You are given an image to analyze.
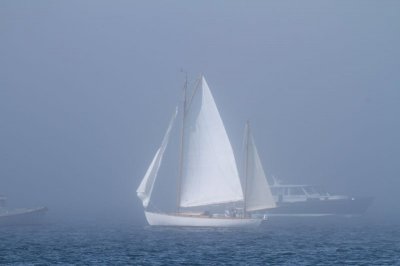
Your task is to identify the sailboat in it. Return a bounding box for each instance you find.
[136,76,275,227]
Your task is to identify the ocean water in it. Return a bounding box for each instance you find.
[0,218,399,265]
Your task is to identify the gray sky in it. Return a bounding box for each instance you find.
[1,1,399,222]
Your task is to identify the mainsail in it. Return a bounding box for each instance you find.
[179,77,244,208]
[136,108,177,208]
[244,122,276,212]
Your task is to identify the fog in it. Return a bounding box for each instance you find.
[1,1,399,224]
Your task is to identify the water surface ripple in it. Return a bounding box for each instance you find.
[0,219,399,265]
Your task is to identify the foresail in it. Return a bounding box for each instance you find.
[137,108,177,208]
[180,77,244,208]
[244,123,276,212]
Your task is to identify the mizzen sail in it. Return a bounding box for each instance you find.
[244,122,276,212]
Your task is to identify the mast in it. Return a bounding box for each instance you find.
[243,120,250,217]
[177,73,188,212]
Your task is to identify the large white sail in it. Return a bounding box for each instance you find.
[179,77,244,208]
[244,123,276,212]
[136,108,177,208]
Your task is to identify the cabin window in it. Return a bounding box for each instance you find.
[304,186,318,195]
[289,187,305,195]
[283,187,290,196]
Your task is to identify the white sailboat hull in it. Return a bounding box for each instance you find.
[145,211,262,227]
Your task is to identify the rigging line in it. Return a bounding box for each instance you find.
[185,74,202,114]
[148,202,163,213]
[177,74,188,212]
[243,121,250,218]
